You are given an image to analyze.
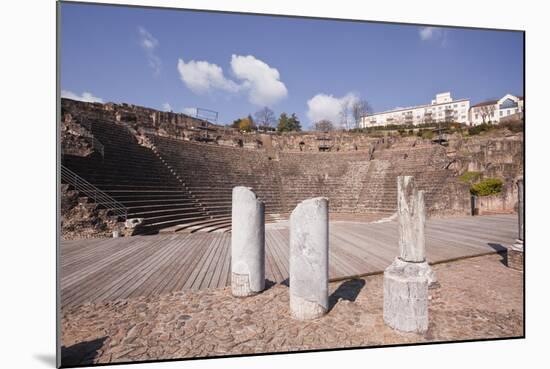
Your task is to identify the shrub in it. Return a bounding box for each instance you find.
[468,123,492,136]
[459,171,482,184]
[421,130,434,140]
[470,178,503,196]
[498,119,524,133]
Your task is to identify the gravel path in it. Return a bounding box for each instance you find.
[61,253,523,366]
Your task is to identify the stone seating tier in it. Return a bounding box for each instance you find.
[62,116,466,233]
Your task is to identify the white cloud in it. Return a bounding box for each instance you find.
[419,27,437,40]
[138,26,161,75]
[176,54,288,106]
[419,27,448,46]
[162,102,172,112]
[61,90,104,103]
[306,93,358,125]
[230,54,288,106]
[177,58,240,95]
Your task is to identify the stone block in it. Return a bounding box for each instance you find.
[507,241,524,272]
[383,257,430,333]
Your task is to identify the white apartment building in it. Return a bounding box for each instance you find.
[360,92,470,128]
[469,94,524,125]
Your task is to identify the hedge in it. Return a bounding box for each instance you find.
[470,178,503,196]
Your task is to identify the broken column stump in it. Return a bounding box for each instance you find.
[507,177,524,271]
[289,197,329,320]
[384,176,433,333]
[231,186,265,297]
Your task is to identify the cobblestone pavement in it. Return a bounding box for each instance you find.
[61,253,523,366]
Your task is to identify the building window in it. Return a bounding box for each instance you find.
[500,111,503,116]
[499,98,518,110]
[491,112,494,117]
[475,114,479,119]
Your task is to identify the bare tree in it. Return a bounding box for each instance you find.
[254,107,276,129]
[339,101,352,130]
[478,104,496,124]
[351,99,372,129]
[314,119,334,132]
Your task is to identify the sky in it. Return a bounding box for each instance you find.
[60,2,524,129]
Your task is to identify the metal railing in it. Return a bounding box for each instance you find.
[61,165,127,220]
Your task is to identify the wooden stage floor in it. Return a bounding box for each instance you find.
[60,214,517,309]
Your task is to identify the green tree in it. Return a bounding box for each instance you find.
[288,113,302,132]
[277,112,290,132]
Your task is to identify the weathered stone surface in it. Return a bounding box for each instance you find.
[231,186,265,296]
[383,258,429,333]
[397,176,426,263]
[384,176,434,332]
[517,178,524,242]
[289,197,329,320]
[125,218,144,229]
[507,178,523,271]
[507,247,523,271]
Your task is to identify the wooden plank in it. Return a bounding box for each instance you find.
[62,235,172,307]
[60,214,517,308]
[170,233,216,291]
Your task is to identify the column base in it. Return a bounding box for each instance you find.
[231,273,260,297]
[383,258,430,333]
[507,240,524,272]
[290,294,327,320]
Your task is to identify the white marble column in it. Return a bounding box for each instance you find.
[289,197,329,320]
[397,175,426,262]
[384,176,432,333]
[231,186,265,297]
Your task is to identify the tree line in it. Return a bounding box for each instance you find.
[230,107,302,133]
[229,99,372,133]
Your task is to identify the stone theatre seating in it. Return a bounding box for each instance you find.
[63,116,465,233]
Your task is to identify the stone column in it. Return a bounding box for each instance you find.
[397,176,426,262]
[289,197,329,320]
[508,178,524,271]
[517,178,524,242]
[383,176,433,333]
[231,186,265,297]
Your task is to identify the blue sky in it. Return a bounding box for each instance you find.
[60,2,524,129]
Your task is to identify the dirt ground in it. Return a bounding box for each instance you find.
[61,252,523,366]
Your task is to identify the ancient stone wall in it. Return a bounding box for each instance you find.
[60,99,522,220]
[447,132,523,214]
[61,184,124,240]
[477,182,518,215]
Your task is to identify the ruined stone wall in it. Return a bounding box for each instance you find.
[60,99,522,219]
[61,113,94,157]
[448,133,523,180]
[446,132,523,214]
[61,99,394,153]
[477,182,518,215]
[61,184,124,240]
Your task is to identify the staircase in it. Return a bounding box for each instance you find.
[62,117,210,234]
